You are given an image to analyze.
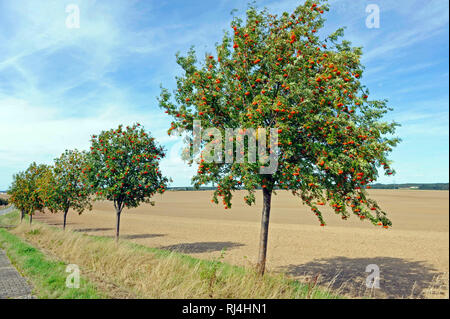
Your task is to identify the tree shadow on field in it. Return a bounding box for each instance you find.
[280,257,446,298]
[121,234,166,240]
[159,241,244,254]
[40,219,76,226]
[74,228,114,233]
[100,233,166,240]
[45,222,78,228]
[45,222,67,226]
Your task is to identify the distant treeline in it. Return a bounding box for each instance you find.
[3,183,448,193]
[168,183,449,191]
[0,197,8,206]
[368,183,449,190]
[168,187,216,191]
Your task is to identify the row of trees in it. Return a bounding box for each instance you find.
[8,0,399,276]
[8,124,169,240]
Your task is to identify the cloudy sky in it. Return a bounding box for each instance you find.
[0,0,448,189]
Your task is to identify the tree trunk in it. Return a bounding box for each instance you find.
[115,208,122,242]
[20,209,24,223]
[257,187,272,275]
[114,200,123,242]
[63,209,69,231]
[29,213,33,225]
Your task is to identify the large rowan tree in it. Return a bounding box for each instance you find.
[159,0,400,275]
[38,150,92,230]
[84,124,169,241]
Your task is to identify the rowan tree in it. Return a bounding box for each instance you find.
[84,123,169,241]
[159,0,400,274]
[7,171,28,222]
[37,150,92,230]
[8,163,50,224]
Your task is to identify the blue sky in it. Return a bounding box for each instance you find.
[0,0,448,189]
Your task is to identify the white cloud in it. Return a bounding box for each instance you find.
[362,0,448,62]
[0,0,448,189]
[0,0,199,189]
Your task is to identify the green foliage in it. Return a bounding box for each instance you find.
[0,197,8,206]
[38,149,92,215]
[7,171,28,212]
[159,0,399,227]
[8,163,50,216]
[27,228,41,235]
[84,123,170,211]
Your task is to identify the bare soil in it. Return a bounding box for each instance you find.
[34,189,449,298]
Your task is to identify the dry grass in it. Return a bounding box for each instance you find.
[32,189,449,299]
[422,272,449,299]
[11,222,338,299]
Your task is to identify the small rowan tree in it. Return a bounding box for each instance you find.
[8,163,50,224]
[25,163,50,224]
[84,124,169,241]
[38,150,92,230]
[7,171,28,222]
[159,0,400,275]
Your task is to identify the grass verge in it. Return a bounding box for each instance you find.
[0,207,20,226]
[1,210,340,299]
[0,227,106,298]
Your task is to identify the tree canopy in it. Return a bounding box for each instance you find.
[159,0,400,274]
[37,149,92,229]
[8,162,50,223]
[84,123,170,240]
[7,171,28,216]
[159,0,399,227]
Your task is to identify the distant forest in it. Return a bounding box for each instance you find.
[2,183,448,194]
[167,183,449,191]
[368,183,449,190]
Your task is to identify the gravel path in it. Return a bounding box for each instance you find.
[0,249,34,299]
[0,205,33,299]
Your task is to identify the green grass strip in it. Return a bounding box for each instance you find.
[0,227,106,299]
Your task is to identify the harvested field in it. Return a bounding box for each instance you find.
[34,189,449,298]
